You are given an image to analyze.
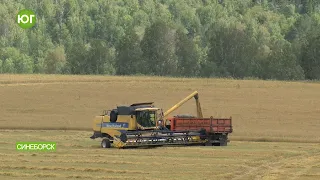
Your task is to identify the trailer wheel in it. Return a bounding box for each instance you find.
[219,135,228,146]
[220,140,227,146]
[213,142,220,146]
[101,138,111,148]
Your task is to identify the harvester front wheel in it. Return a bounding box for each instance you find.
[101,138,111,148]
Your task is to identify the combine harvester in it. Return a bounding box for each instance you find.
[90,91,233,148]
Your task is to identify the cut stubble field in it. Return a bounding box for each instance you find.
[0,74,320,179]
[0,130,319,180]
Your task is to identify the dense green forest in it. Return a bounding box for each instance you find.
[1,0,320,80]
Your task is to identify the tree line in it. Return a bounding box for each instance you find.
[1,0,320,80]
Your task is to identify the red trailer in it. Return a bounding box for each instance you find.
[166,115,233,146]
[162,91,234,146]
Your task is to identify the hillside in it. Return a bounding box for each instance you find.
[1,0,320,80]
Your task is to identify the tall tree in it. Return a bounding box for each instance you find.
[44,45,66,74]
[301,28,320,79]
[116,29,143,75]
[263,39,305,80]
[66,41,90,74]
[140,20,178,76]
[175,29,200,77]
[207,23,258,78]
[88,39,115,74]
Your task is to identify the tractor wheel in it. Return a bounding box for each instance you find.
[101,138,111,148]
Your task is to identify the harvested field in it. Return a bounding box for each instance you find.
[0,130,319,180]
[0,74,320,179]
[0,74,319,142]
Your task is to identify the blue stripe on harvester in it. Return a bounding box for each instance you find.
[98,122,129,128]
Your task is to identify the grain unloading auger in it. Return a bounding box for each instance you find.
[90,91,232,148]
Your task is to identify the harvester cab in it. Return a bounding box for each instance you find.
[135,107,166,130]
[92,102,163,132]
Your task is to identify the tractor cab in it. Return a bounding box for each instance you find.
[134,107,164,129]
